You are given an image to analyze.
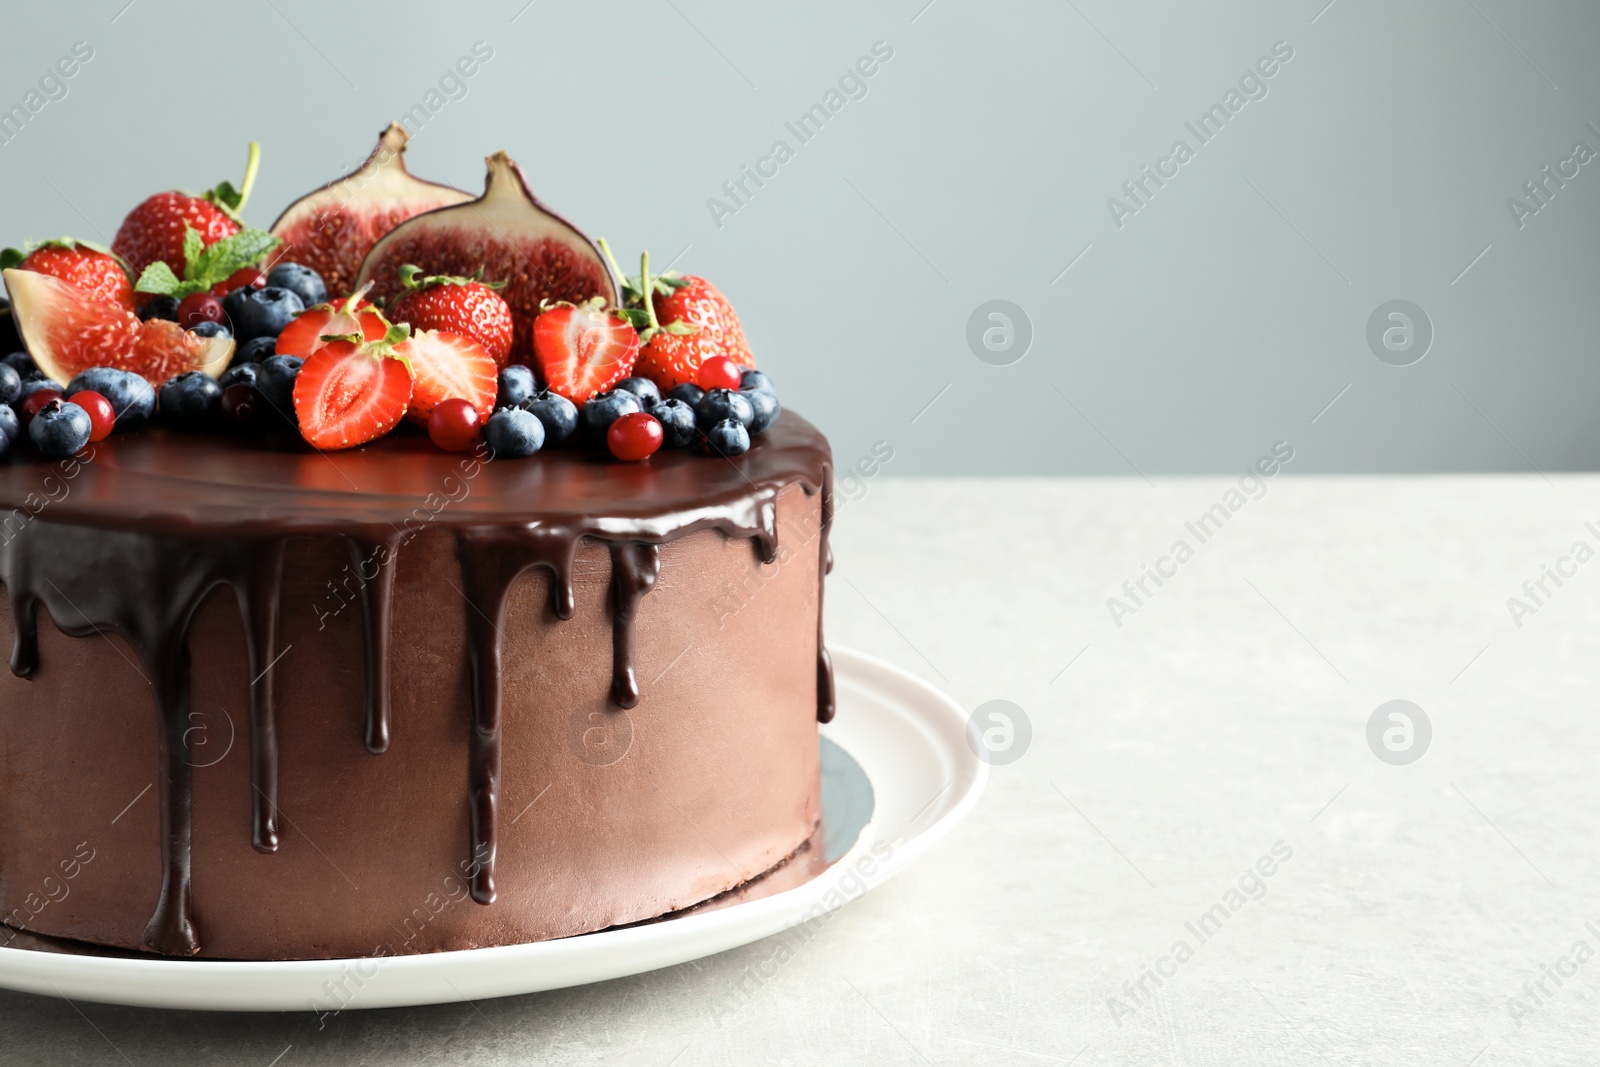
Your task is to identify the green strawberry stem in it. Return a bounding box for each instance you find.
[639,250,662,334]
[237,141,261,215]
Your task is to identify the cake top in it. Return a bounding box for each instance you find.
[0,124,784,469]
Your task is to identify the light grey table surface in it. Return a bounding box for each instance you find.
[5,475,1599,1066]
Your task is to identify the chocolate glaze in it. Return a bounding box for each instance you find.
[0,412,831,954]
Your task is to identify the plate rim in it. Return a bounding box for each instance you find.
[0,645,985,1011]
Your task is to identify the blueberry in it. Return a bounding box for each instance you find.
[580,390,642,443]
[496,365,537,410]
[0,363,19,406]
[231,287,304,344]
[741,387,780,434]
[264,263,327,309]
[232,336,277,368]
[221,285,256,330]
[137,295,181,323]
[28,399,92,459]
[0,425,8,459]
[219,363,260,390]
[0,402,18,446]
[65,368,155,430]
[16,378,61,406]
[694,389,753,432]
[520,389,578,445]
[739,369,773,394]
[255,355,303,420]
[614,376,661,409]
[653,398,697,448]
[188,321,231,340]
[483,407,545,458]
[3,352,40,380]
[705,418,750,457]
[665,383,704,408]
[159,371,223,428]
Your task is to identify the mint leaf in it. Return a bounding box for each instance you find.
[181,225,204,276]
[187,229,281,289]
[134,261,184,296]
[209,180,244,214]
[0,248,24,271]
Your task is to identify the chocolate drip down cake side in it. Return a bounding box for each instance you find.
[0,125,833,960]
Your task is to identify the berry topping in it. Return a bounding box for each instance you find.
[229,286,305,344]
[483,406,545,459]
[70,389,116,442]
[386,264,515,367]
[19,387,63,430]
[177,292,225,328]
[272,288,389,358]
[396,329,497,425]
[496,365,537,410]
[742,387,780,434]
[580,389,643,444]
[217,267,267,296]
[694,388,754,431]
[0,363,19,407]
[255,355,303,422]
[428,397,482,452]
[3,352,40,379]
[264,262,327,309]
[0,240,134,313]
[188,321,231,340]
[0,404,18,448]
[159,371,223,428]
[705,418,750,457]
[291,325,414,450]
[521,389,578,446]
[614,376,662,409]
[113,142,261,279]
[695,355,742,392]
[740,369,772,393]
[652,397,697,449]
[531,299,640,405]
[28,399,92,458]
[219,363,259,390]
[66,368,156,430]
[664,382,704,408]
[220,383,263,428]
[137,295,181,323]
[232,336,277,367]
[607,411,663,461]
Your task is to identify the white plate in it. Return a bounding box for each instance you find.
[0,646,985,1012]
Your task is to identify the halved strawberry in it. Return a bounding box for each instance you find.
[530,299,639,405]
[397,329,497,425]
[292,326,414,450]
[275,289,389,358]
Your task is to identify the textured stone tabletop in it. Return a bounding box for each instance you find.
[6,475,1600,1065]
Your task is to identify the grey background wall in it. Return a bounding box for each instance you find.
[0,0,1594,475]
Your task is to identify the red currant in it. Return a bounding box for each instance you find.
[607,411,663,461]
[177,292,225,329]
[68,390,116,442]
[696,356,742,392]
[429,398,481,452]
[19,388,62,429]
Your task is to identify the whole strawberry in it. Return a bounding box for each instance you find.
[598,240,754,391]
[0,239,134,312]
[113,142,261,279]
[385,264,514,367]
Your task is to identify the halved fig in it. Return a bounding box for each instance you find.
[355,152,618,366]
[4,268,232,386]
[270,123,472,301]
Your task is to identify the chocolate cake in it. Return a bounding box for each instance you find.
[0,415,832,959]
[0,128,834,961]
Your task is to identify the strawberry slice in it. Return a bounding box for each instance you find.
[530,300,639,405]
[275,289,389,358]
[292,326,414,450]
[397,329,497,425]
